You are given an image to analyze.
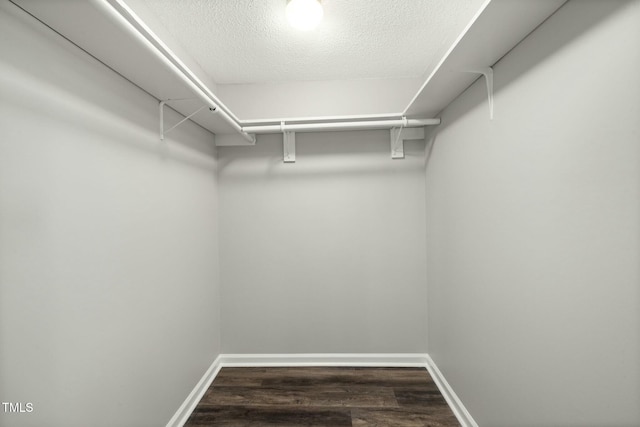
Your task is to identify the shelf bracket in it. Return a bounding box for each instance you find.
[464,67,494,119]
[283,122,295,163]
[391,127,404,159]
[159,100,208,140]
[390,120,424,159]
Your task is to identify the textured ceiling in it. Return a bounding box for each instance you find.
[139,0,487,84]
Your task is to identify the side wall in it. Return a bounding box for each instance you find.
[425,1,640,426]
[0,4,222,427]
[219,132,427,354]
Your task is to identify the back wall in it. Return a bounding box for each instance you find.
[218,131,427,354]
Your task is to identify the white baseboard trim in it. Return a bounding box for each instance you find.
[167,353,477,427]
[425,354,479,427]
[165,355,222,427]
[219,353,430,367]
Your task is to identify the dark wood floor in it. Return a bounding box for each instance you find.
[185,367,461,426]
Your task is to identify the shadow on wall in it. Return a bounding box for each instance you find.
[1,49,216,173]
[433,0,633,129]
[0,15,215,171]
[217,131,427,180]
[423,125,438,171]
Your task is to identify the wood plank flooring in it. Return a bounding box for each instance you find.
[185,367,461,426]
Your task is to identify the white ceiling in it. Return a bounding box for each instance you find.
[139,0,488,84]
[10,0,566,136]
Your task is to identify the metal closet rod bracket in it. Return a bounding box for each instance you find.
[280,121,295,163]
[391,117,427,160]
[464,67,494,120]
[251,116,441,163]
[159,99,216,140]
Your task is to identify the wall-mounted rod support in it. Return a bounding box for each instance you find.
[159,100,165,140]
[99,0,255,144]
[390,127,425,160]
[464,67,494,119]
[283,131,296,163]
[159,101,206,140]
[243,118,439,134]
[391,127,405,159]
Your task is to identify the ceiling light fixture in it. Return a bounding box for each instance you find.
[286,0,323,31]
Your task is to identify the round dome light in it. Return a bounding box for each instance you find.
[286,0,323,31]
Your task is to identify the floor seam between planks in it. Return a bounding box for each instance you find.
[185,367,461,426]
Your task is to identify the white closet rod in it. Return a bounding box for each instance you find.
[95,0,441,140]
[97,0,256,144]
[243,118,440,134]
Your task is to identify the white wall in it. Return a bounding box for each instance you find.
[425,1,640,426]
[218,132,428,353]
[216,78,421,120]
[0,3,221,427]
